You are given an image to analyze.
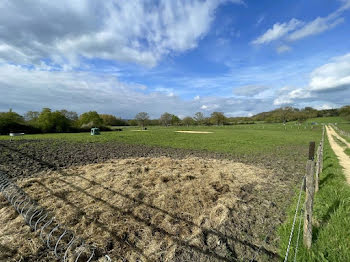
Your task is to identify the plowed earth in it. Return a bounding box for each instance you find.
[0,140,307,262]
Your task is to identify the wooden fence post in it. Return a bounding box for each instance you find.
[320,126,325,172]
[315,142,321,192]
[304,142,315,249]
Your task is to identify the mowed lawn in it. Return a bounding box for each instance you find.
[0,123,322,156]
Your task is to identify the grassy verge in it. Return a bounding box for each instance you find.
[332,135,347,147]
[338,122,350,133]
[279,135,350,261]
[306,116,345,124]
[345,148,350,157]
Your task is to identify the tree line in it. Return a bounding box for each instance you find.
[0,106,349,134]
[0,108,128,135]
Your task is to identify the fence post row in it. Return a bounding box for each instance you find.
[303,126,325,249]
[303,142,315,249]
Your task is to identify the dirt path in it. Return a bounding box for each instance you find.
[326,125,350,183]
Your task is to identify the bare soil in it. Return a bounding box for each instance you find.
[0,140,308,261]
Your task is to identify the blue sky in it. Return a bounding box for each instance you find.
[0,0,350,118]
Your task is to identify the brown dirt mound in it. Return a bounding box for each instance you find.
[1,157,285,261]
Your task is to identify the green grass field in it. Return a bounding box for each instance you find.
[306,116,345,124]
[337,122,350,132]
[279,135,350,261]
[0,123,322,156]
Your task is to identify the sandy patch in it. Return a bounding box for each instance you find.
[175,131,213,134]
[1,157,274,261]
[326,126,350,183]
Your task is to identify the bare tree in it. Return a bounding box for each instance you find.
[135,112,149,128]
[160,112,172,126]
[24,111,40,122]
[60,109,78,121]
[194,112,204,125]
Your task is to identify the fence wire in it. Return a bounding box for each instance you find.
[283,176,305,262]
[0,171,110,262]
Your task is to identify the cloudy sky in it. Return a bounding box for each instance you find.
[1,0,350,118]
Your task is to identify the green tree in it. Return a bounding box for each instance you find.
[79,111,103,128]
[182,116,194,126]
[100,114,119,126]
[0,110,25,134]
[210,112,226,126]
[36,108,71,132]
[339,105,350,120]
[128,119,138,126]
[171,114,181,126]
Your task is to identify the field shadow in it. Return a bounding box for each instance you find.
[313,199,340,242]
[0,143,281,262]
[319,172,335,188]
[0,244,16,260]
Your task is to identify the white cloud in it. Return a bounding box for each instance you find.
[309,53,350,91]
[256,15,265,26]
[253,0,350,47]
[273,52,350,106]
[0,64,273,118]
[315,103,337,110]
[0,0,243,68]
[200,104,220,111]
[288,17,344,41]
[194,95,201,100]
[273,87,311,106]
[252,19,303,45]
[276,45,291,54]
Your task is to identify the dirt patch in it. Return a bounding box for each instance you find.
[0,140,308,261]
[175,131,213,134]
[1,157,287,261]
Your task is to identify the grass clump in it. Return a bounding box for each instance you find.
[279,136,350,261]
[332,135,347,148]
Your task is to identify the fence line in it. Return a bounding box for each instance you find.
[283,176,305,262]
[284,125,325,261]
[0,171,110,262]
[293,207,303,262]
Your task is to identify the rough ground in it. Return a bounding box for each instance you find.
[326,126,350,183]
[0,140,308,261]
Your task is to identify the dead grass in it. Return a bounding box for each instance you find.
[1,157,275,261]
